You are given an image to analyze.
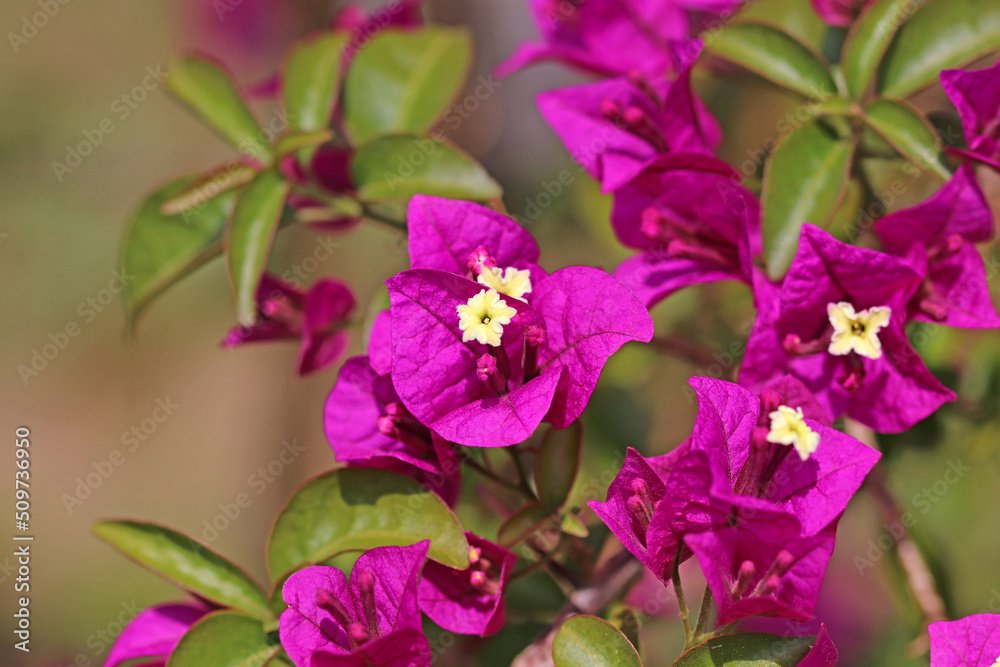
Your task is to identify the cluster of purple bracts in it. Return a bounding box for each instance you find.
[110,0,1000,665]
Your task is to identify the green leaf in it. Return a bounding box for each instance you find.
[167,611,279,667]
[672,632,818,666]
[283,33,350,133]
[863,99,949,180]
[351,134,502,202]
[706,23,836,98]
[879,0,1000,98]
[160,163,258,217]
[497,503,553,548]
[552,615,643,667]
[92,521,272,620]
[266,468,470,581]
[227,169,291,326]
[168,55,270,160]
[121,175,238,332]
[761,118,855,279]
[841,0,916,100]
[560,513,590,538]
[344,27,472,144]
[810,95,854,117]
[273,129,334,158]
[535,423,583,512]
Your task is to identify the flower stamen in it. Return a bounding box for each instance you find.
[827,301,891,360]
[766,405,820,462]
[478,266,533,301]
[457,289,517,347]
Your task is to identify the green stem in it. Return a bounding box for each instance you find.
[361,205,407,232]
[693,585,714,640]
[462,456,525,495]
[673,553,694,646]
[506,447,538,500]
[696,621,740,643]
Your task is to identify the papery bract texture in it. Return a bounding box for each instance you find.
[497,2,719,77]
[280,543,431,667]
[418,532,517,636]
[740,225,955,432]
[941,60,1000,172]
[223,274,356,375]
[874,166,998,329]
[611,154,760,308]
[929,614,1000,667]
[104,602,209,667]
[537,51,720,192]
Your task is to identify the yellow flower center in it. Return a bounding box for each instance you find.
[766,405,820,461]
[827,301,891,360]
[457,289,517,347]
[477,266,532,301]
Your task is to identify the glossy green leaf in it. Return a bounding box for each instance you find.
[273,129,334,158]
[283,33,350,133]
[552,615,643,667]
[842,0,915,99]
[761,118,855,279]
[166,611,278,667]
[672,632,817,666]
[266,468,469,581]
[160,163,258,217]
[227,169,290,326]
[93,521,272,620]
[168,55,270,160]
[863,99,949,180]
[810,96,854,117]
[535,423,583,512]
[344,27,472,144]
[560,513,590,538]
[121,175,238,333]
[879,0,1000,98]
[351,134,502,202]
[497,503,553,547]
[706,23,836,98]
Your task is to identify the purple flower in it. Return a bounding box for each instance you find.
[104,602,209,667]
[223,274,356,375]
[497,0,739,77]
[418,532,517,636]
[930,614,1000,667]
[941,60,1000,173]
[591,376,878,617]
[610,154,760,308]
[537,49,720,192]
[387,197,653,448]
[739,224,955,433]
[325,311,462,505]
[685,507,836,624]
[809,0,876,26]
[333,1,425,42]
[279,542,431,667]
[874,166,998,329]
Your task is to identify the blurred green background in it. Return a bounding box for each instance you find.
[1,1,999,665]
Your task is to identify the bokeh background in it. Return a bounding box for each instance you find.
[1,1,999,665]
